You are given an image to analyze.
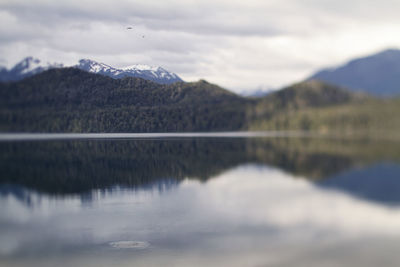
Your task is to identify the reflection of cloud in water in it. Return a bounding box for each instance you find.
[108,240,150,249]
[200,164,400,237]
[2,164,400,266]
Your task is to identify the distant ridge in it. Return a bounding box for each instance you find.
[0,57,182,84]
[309,49,400,96]
[0,57,62,82]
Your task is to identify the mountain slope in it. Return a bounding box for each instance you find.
[249,80,365,119]
[250,97,400,138]
[249,80,400,137]
[309,49,400,96]
[0,68,248,132]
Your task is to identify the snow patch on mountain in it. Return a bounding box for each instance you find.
[76,59,182,84]
[121,64,159,72]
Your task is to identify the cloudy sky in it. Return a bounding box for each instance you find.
[1,0,400,93]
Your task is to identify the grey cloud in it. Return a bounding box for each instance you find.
[303,0,400,20]
[3,0,400,39]
[1,1,288,37]
[1,0,399,91]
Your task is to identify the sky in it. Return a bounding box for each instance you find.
[1,0,400,93]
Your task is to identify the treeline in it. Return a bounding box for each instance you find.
[0,104,247,132]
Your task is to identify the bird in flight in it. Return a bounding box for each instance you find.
[126,26,133,30]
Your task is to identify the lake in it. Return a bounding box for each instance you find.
[1,133,400,267]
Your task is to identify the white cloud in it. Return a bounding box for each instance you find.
[202,165,400,236]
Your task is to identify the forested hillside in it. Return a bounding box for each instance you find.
[0,68,251,132]
[249,81,400,138]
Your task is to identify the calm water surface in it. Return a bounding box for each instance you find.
[1,134,400,267]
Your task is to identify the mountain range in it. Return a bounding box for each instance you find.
[0,49,400,135]
[2,49,400,96]
[0,57,182,84]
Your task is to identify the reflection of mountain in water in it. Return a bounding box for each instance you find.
[1,137,400,203]
[0,184,38,207]
[318,163,400,205]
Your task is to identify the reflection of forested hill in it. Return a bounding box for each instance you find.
[249,137,400,180]
[1,137,400,195]
[0,139,253,194]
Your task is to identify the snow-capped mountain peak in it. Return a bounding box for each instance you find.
[76,59,182,84]
[16,57,41,74]
[77,59,124,76]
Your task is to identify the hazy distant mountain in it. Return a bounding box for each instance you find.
[76,59,182,84]
[0,57,63,82]
[0,57,182,84]
[240,87,274,97]
[309,49,400,96]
